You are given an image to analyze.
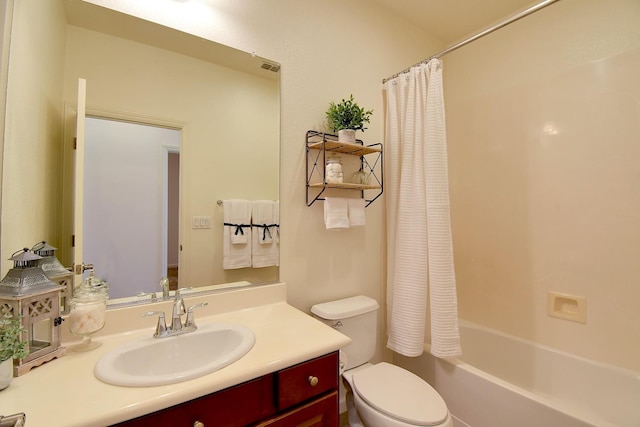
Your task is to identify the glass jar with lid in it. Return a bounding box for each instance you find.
[325,154,344,184]
[68,269,109,351]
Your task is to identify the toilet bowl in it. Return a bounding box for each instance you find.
[311,296,453,427]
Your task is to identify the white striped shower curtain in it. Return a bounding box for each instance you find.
[384,59,462,358]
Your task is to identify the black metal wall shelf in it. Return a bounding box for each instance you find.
[306,130,383,207]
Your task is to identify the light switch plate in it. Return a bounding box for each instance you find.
[192,216,212,229]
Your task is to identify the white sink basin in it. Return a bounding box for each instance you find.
[94,322,255,387]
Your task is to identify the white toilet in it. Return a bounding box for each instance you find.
[311,295,453,427]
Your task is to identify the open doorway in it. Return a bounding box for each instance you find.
[83,117,181,298]
[166,150,179,289]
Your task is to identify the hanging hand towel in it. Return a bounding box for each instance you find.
[348,198,366,226]
[274,200,280,244]
[224,199,251,244]
[222,199,252,269]
[324,197,349,230]
[251,200,279,268]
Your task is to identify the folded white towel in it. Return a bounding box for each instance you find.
[222,199,252,269]
[224,199,251,244]
[251,200,279,268]
[348,198,366,226]
[324,197,350,230]
[252,200,276,244]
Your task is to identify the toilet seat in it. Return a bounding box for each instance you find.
[351,363,448,426]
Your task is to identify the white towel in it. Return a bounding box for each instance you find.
[224,199,251,244]
[252,200,275,244]
[324,197,349,230]
[273,201,280,244]
[348,198,366,226]
[251,200,279,268]
[222,199,251,269]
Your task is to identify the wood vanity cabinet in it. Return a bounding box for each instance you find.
[114,352,339,427]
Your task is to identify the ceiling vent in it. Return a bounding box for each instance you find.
[261,62,280,72]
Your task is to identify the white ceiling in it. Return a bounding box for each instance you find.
[368,0,541,44]
[66,1,280,79]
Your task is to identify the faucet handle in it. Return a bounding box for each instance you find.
[185,302,209,328]
[143,311,167,337]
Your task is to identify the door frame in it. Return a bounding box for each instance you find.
[61,102,189,287]
[162,146,180,279]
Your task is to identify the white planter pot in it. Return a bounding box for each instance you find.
[0,358,13,391]
[338,129,356,144]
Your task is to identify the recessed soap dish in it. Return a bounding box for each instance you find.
[547,291,586,324]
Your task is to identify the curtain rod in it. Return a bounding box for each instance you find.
[382,0,562,84]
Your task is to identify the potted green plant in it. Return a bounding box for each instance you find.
[0,314,28,390]
[325,95,373,143]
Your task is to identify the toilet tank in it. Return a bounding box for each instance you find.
[311,295,379,370]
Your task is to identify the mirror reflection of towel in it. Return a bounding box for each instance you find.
[224,199,251,244]
[222,199,251,269]
[251,200,279,268]
[274,201,280,244]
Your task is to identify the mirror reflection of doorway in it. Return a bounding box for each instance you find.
[167,151,179,290]
[84,117,180,298]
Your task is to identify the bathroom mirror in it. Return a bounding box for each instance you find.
[1,0,280,304]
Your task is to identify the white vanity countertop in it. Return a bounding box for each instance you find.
[0,283,351,427]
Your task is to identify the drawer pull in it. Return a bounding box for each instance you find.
[194,421,204,427]
[308,375,319,387]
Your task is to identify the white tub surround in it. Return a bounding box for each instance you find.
[0,283,351,427]
[395,321,640,427]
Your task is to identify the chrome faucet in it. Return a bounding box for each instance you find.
[143,296,208,339]
[171,289,187,331]
[160,277,170,298]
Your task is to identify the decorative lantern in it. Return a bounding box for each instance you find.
[0,248,66,376]
[32,241,74,314]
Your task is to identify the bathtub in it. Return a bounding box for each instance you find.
[394,321,640,427]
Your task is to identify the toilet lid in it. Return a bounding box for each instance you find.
[352,363,448,426]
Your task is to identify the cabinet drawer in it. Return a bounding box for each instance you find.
[256,390,338,427]
[276,352,338,410]
[114,375,275,427]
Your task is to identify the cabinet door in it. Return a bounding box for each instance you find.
[113,375,275,427]
[255,391,338,427]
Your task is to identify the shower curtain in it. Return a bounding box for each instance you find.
[384,59,461,358]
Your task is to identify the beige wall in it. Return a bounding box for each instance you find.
[0,0,66,273]
[62,25,279,287]
[6,0,637,373]
[445,0,640,371]
[3,0,442,364]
